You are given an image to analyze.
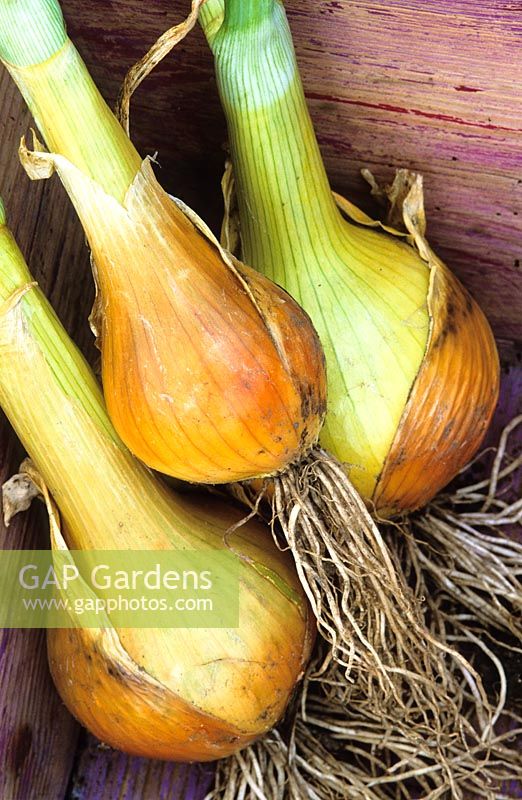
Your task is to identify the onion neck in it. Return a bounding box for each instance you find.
[209,0,346,281]
[0,205,32,297]
[0,221,109,439]
[223,0,274,28]
[0,0,141,203]
[199,0,224,48]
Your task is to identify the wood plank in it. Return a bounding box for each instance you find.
[0,426,79,800]
[68,735,213,800]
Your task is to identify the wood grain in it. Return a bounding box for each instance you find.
[59,0,522,340]
[484,338,522,538]
[68,735,213,800]
[0,436,79,800]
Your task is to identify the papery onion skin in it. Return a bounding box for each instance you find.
[47,494,316,762]
[95,161,327,484]
[375,262,499,515]
[49,621,261,762]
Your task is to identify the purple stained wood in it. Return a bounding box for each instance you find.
[68,736,214,800]
[477,340,522,475]
[0,430,79,800]
[503,781,522,800]
[0,425,78,800]
[487,341,522,446]
[483,341,522,546]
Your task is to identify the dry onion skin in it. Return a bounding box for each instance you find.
[199,0,500,517]
[0,200,314,761]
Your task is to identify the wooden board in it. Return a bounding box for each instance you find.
[0,467,79,800]
[68,736,213,800]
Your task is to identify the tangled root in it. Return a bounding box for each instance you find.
[213,420,522,798]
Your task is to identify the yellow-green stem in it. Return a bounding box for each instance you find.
[211,0,346,277]
[199,0,224,47]
[0,0,141,202]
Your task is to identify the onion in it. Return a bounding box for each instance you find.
[1,1,326,485]
[200,0,500,516]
